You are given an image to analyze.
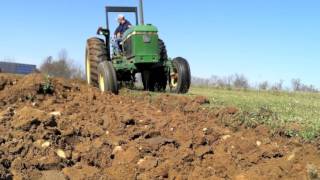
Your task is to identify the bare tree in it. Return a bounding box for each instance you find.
[302,85,318,92]
[292,79,301,91]
[292,78,318,92]
[259,81,269,90]
[233,74,249,89]
[192,76,209,87]
[271,80,284,91]
[40,50,84,79]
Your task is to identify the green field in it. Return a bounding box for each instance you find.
[189,87,320,140]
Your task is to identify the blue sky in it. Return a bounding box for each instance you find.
[0,0,319,87]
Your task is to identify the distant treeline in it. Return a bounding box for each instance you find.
[39,49,84,80]
[192,74,318,93]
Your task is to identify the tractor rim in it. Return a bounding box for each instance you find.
[86,50,91,84]
[170,70,178,88]
[99,73,105,92]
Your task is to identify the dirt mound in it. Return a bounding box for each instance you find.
[1,73,320,179]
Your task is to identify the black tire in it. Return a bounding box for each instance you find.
[141,71,152,91]
[97,61,119,94]
[85,37,108,87]
[154,39,168,91]
[170,57,191,94]
[159,39,168,62]
[151,67,167,92]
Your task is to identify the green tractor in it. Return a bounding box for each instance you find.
[85,0,191,94]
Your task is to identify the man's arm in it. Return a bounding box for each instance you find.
[126,20,132,28]
[114,26,120,36]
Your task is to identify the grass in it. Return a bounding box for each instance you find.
[189,87,320,140]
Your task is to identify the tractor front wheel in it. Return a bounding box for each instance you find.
[170,57,191,94]
[97,61,119,94]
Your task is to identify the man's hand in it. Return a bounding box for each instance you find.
[116,32,121,38]
[97,27,109,36]
[97,27,103,35]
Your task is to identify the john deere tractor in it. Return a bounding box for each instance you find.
[85,0,191,94]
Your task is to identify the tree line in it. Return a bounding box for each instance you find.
[192,74,318,93]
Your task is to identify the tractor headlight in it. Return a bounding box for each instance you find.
[143,35,151,43]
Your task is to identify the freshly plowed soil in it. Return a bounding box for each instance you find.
[0,73,320,180]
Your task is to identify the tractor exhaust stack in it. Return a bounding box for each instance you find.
[139,0,144,25]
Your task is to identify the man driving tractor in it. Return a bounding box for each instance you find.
[113,14,132,55]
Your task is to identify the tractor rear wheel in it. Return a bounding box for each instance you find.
[170,57,191,94]
[85,38,108,87]
[97,61,119,94]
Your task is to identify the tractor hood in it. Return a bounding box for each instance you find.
[121,24,160,64]
[123,24,158,38]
